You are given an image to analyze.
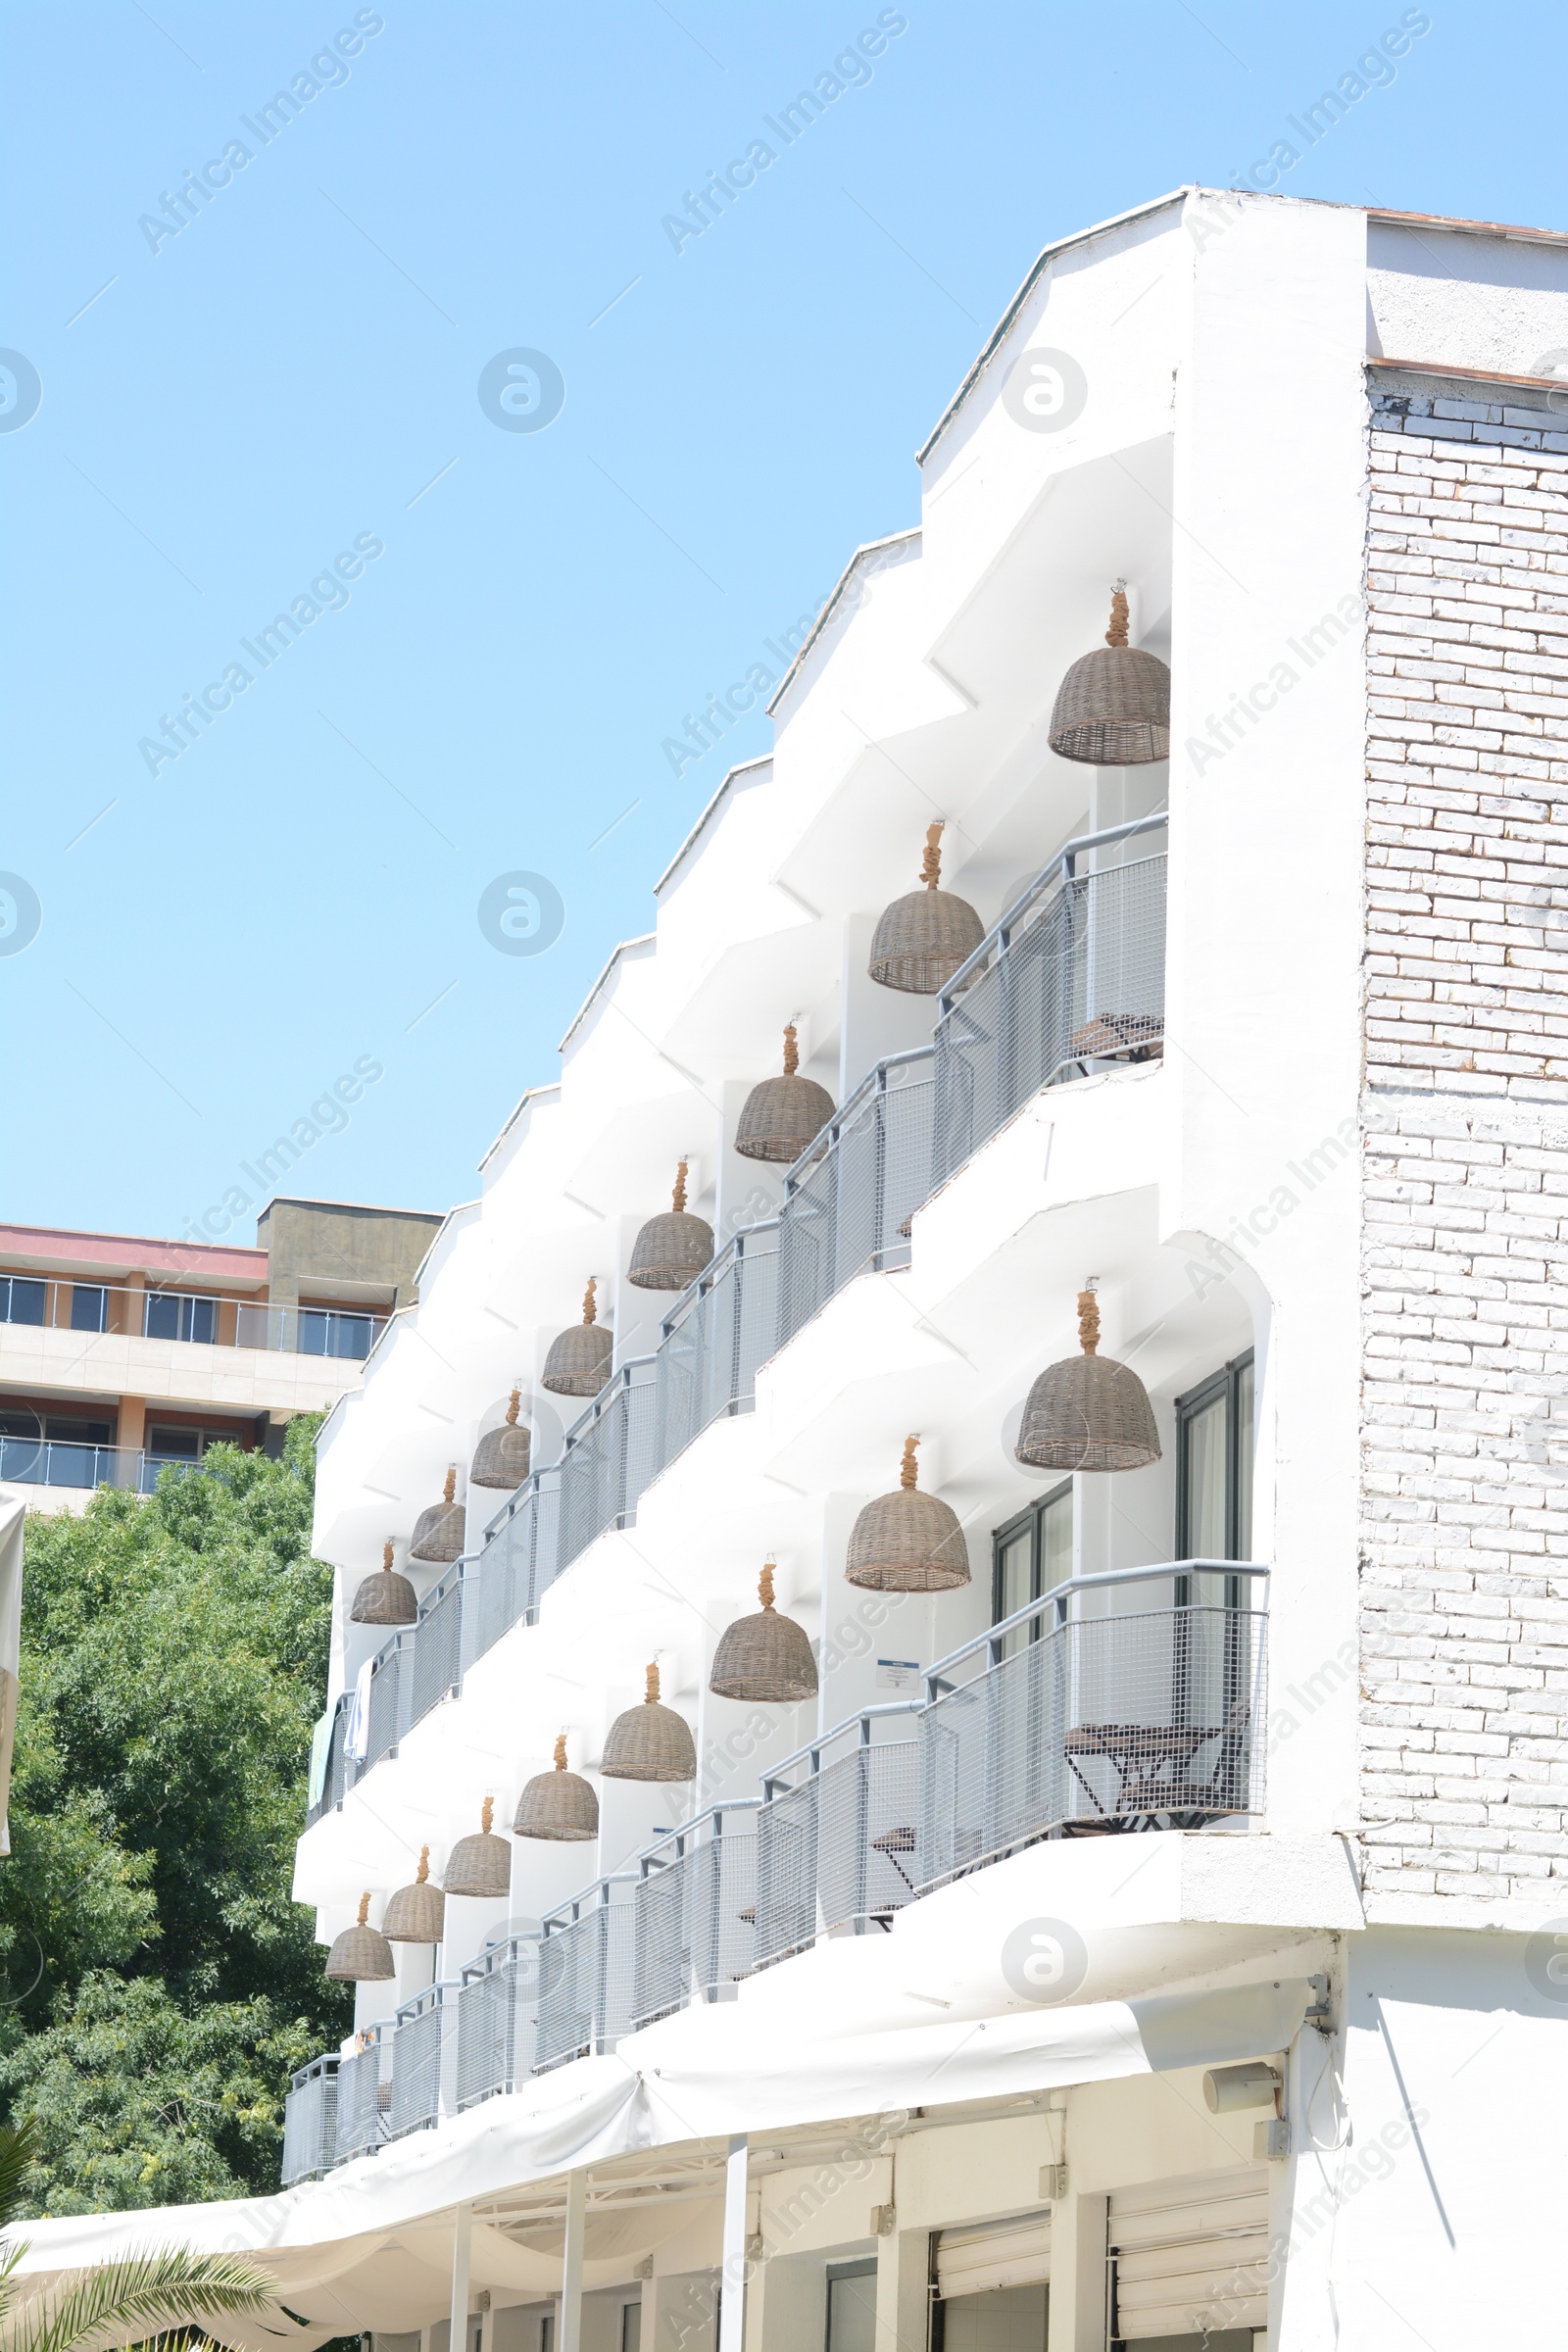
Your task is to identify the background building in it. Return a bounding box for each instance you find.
[0,1197,443,1508]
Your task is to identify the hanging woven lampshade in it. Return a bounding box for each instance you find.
[627,1162,714,1293]
[470,1389,531,1491]
[514,1734,599,1840]
[846,1437,971,1592]
[735,1027,835,1165]
[1015,1286,1161,1471]
[1048,583,1171,766]
[868,823,985,995]
[325,1891,395,1983]
[410,1465,466,1564]
[442,1795,512,1897]
[710,1561,818,1702]
[382,1846,446,1944]
[601,1663,697,1783]
[349,1539,417,1628]
[543,1278,614,1398]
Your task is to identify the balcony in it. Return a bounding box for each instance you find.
[293,1560,1265,2166]
[313,816,1168,1825]
[0,1278,386,1359]
[0,1435,208,1495]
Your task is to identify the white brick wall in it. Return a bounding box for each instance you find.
[1362,387,1568,1904]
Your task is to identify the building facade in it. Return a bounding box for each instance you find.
[0,1196,442,1508]
[17,187,1568,2351]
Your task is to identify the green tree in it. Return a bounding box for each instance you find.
[0,1422,351,2214]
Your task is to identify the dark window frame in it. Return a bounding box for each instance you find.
[991,1479,1074,1632]
[1174,1349,1254,1618]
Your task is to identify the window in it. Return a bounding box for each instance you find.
[0,1277,45,1326]
[147,1425,206,1460]
[44,1417,112,1446]
[992,1482,1073,1656]
[143,1291,218,1344]
[619,2304,641,2352]
[1175,1352,1254,1562]
[825,2261,877,2352]
[70,1285,108,1333]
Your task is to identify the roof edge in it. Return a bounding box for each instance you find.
[914,187,1194,469]
[653,757,772,898]
[558,934,658,1056]
[763,527,922,719]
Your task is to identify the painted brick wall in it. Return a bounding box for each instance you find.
[1362,384,1568,1905]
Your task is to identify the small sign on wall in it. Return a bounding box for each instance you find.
[877,1658,921,1692]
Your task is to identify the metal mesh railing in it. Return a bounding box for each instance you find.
[656,1224,780,1470]
[457,1935,547,2108]
[333,2028,391,2163]
[535,1879,638,2072]
[632,1807,760,2029]
[365,1637,412,1770]
[410,1568,465,1723]
[919,1566,1267,1886]
[935,839,1166,1187]
[280,2055,337,2184]
[777,1054,935,1348]
[388,1981,459,2139]
[557,1361,661,1569]
[753,1709,923,1969]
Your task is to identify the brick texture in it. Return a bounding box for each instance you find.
[1361,389,1568,1904]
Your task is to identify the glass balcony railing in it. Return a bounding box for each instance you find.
[314,817,1170,1828]
[291,1557,1265,2171]
[0,1278,386,1360]
[0,1436,207,1494]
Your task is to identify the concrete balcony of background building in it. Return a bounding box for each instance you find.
[0,1275,391,1420]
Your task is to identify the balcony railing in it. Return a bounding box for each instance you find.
[310,817,1169,1827]
[0,1436,207,1494]
[333,2024,390,2163]
[535,1877,638,2073]
[0,1277,386,1360]
[289,1557,1265,2173]
[632,1804,760,2029]
[755,1706,924,1967]
[280,2053,337,2186]
[388,1979,459,2139]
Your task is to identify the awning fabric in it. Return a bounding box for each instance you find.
[7,1971,1311,2333]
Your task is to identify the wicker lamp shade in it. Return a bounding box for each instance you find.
[410,1465,466,1564]
[325,1891,395,1983]
[735,1027,835,1164]
[544,1279,614,1398]
[868,823,985,995]
[382,1846,446,1943]
[514,1734,599,1840]
[350,1539,417,1628]
[602,1663,697,1783]
[470,1390,531,1491]
[1015,1288,1161,1472]
[627,1161,714,1293]
[710,1561,818,1702]
[846,1437,971,1592]
[443,1796,513,1897]
[1048,586,1170,766]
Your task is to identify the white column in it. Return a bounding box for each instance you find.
[718,2134,748,2352]
[874,2228,928,2351]
[559,2169,587,2352]
[450,2202,472,2352]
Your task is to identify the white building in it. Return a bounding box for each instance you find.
[21,184,1568,2352]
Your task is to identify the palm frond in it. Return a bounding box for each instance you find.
[1,2247,276,2352]
[0,2126,41,2235]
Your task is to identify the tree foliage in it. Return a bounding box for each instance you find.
[0,1422,350,2213]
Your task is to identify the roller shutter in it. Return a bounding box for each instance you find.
[1108,2166,1269,2341]
[935,2208,1053,2300]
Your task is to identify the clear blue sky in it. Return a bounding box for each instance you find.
[0,0,1558,1242]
